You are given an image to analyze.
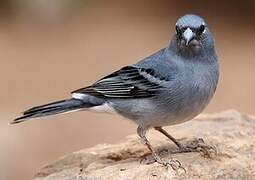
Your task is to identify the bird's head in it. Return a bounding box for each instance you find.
[173,14,214,56]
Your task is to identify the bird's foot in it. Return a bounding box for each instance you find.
[174,138,217,158]
[141,153,186,172]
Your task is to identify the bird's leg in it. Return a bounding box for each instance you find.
[154,127,217,158]
[137,126,184,171]
[154,126,183,149]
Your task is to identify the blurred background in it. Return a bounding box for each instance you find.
[1,0,255,179]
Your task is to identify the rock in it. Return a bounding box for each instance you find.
[34,110,255,180]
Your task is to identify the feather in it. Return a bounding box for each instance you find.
[72,66,167,98]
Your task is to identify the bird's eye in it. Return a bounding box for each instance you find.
[175,25,182,35]
[198,24,205,34]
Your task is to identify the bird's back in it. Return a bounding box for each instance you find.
[110,47,219,128]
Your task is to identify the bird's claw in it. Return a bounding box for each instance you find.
[156,156,186,173]
[141,153,186,172]
[176,138,217,158]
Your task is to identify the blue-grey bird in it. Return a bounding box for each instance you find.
[12,14,219,168]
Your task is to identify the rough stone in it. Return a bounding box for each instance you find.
[34,110,255,180]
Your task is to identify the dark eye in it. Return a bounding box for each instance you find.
[175,25,182,35]
[197,24,205,34]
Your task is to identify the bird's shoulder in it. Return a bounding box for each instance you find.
[71,65,166,98]
[135,48,179,81]
[71,48,180,98]
[72,49,181,98]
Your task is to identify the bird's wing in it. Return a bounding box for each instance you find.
[71,66,168,98]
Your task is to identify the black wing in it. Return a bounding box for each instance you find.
[72,66,167,99]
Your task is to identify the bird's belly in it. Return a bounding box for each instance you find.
[111,93,212,128]
[149,87,215,127]
[145,99,210,128]
[110,78,216,128]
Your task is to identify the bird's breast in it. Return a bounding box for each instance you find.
[159,63,219,125]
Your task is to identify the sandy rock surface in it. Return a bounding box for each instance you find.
[34,110,255,180]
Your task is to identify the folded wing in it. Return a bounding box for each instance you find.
[72,66,167,98]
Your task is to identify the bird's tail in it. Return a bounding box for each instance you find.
[11,98,92,124]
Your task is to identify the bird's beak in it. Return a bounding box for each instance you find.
[183,28,195,46]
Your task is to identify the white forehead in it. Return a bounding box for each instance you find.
[176,14,206,28]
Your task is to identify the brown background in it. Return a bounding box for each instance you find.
[1,0,255,179]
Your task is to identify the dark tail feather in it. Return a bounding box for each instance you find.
[11,98,91,124]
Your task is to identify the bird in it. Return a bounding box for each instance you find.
[12,14,219,169]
